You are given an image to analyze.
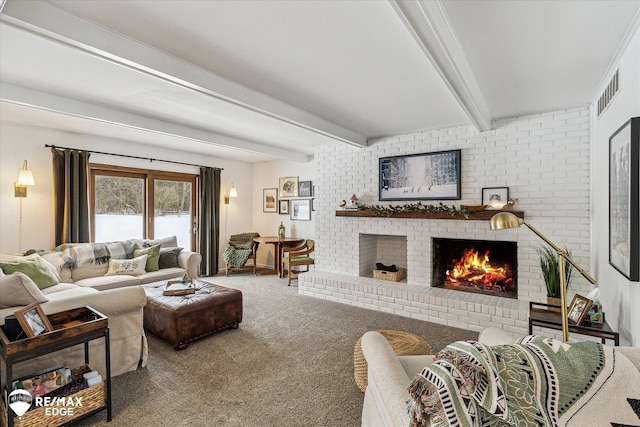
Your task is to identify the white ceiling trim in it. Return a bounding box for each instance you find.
[1,83,311,163]
[1,0,367,148]
[389,0,492,131]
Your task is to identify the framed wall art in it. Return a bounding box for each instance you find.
[279,176,299,199]
[290,199,311,221]
[15,302,54,337]
[279,200,289,215]
[378,149,461,201]
[299,180,313,197]
[482,187,509,210]
[263,188,278,213]
[609,117,639,281]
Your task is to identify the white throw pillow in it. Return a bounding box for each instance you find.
[0,272,49,308]
[104,255,148,276]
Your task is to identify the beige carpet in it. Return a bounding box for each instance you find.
[78,274,478,427]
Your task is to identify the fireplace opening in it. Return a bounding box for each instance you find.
[432,238,517,299]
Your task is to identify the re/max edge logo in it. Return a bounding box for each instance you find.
[8,389,83,417]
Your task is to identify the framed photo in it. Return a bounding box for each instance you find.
[609,117,639,281]
[482,187,509,210]
[567,294,592,325]
[279,200,289,215]
[263,188,278,213]
[279,176,299,199]
[15,302,54,338]
[290,199,311,221]
[299,180,313,197]
[379,150,461,201]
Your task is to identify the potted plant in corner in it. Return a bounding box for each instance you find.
[537,245,574,312]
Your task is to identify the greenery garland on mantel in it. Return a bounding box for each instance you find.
[356,202,470,219]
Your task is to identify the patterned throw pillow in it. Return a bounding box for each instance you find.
[133,244,161,272]
[104,255,148,276]
[158,247,183,269]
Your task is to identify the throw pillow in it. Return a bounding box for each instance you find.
[0,272,49,308]
[104,255,148,276]
[145,235,178,248]
[133,244,161,272]
[158,247,183,269]
[0,256,60,290]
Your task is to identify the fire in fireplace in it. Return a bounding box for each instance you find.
[432,238,517,299]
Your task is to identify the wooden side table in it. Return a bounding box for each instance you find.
[0,306,112,427]
[253,236,305,278]
[529,301,619,345]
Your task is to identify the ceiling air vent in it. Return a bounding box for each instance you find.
[597,69,619,117]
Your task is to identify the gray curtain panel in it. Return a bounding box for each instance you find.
[51,147,91,246]
[199,167,221,276]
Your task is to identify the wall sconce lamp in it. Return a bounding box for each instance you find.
[224,182,238,204]
[14,160,35,197]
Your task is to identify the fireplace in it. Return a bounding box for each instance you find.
[432,238,517,299]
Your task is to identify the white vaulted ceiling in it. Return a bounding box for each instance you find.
[1,0,639,162]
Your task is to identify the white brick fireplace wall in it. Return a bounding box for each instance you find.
[300,107,594,334]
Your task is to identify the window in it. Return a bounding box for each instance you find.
[90,165,197,250]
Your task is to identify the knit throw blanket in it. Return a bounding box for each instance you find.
[50,241,135,270]
[407,335,613,427]
[223,233,259,268]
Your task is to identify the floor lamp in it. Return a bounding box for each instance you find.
[489,212,596,342]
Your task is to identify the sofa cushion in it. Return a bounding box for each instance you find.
[105,255,148,276]
[133,244,161,272]
[146,235,178,248]
[159,247,183,269]
[75,275,140,291]
[0,256,60,290]
[42,283,80,294]
[0,272,49,308]
[71,262,109,281]
[40,252,73,283]
[137,267,186,285]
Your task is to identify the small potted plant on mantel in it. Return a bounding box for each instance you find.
[537,245,574,312]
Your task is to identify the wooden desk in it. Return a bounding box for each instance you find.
[253,236,304,278]
[529,302,619,345]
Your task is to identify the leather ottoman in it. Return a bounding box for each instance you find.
[141,279,242,350]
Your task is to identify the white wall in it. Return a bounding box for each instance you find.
[252,160,315,268]
[0,122,252,271]
[590,25,640,346]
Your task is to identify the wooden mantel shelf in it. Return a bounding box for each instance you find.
[335,210,525,220]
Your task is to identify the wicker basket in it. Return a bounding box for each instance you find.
[354,330,432,392]
[1,365,105,427]
[373,267,407,282]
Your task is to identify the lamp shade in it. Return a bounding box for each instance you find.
[229,183,238,198]
[489,212,522,230]
[17,169,35,186]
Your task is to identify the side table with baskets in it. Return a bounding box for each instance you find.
[0,306,112,427]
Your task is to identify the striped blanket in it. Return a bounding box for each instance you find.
[46,241,137,270]
[407,335,613,427]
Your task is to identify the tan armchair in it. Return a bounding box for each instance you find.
[281,239,315,285]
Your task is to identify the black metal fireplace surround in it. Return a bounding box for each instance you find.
[432,237,518,299]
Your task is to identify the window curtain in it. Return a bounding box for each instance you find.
[51,148,91,246]
[199,167,221,276]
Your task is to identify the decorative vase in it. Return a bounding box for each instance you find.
[547,297,562,312]
[278,222,285,240]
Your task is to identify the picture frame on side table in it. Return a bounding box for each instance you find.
[279,200,289,215]
[299,181,313,197]
[482,187,509,210]
[15,302,54,337]
[609,117,639,281]
[263,188,278,213]
[290,199,311,221]
[567,294,592,325]
[279,176,299,199]
[379,150,461,201]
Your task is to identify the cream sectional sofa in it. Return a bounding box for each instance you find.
[0,236,202,385]
[361,327,640,427]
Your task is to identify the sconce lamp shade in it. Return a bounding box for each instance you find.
[489,211,523,230]
[14,160,35,197]
[229,183,238,198]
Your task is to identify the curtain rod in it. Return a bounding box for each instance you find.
[45,144,222,170]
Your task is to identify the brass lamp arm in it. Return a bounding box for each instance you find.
[522,220,596,285]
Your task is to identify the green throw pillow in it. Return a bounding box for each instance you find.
[0,257,59,290]
[133,244,161,272]
[159,247,183,269]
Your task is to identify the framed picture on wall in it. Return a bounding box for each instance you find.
[290,199,311,221]
[482,187,509,210]
[279,176,299,198]
[609,117,639,281]
[263,188,278,213]
[279,200,289,215]
[378,150,461,201]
